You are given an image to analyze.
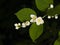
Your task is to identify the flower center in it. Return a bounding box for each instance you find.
[37,19,41,23]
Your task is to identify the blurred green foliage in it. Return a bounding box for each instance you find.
[54,40,60,45]
[16,8,36,22]
[47,5,60,16]
[29,23,43,42]
[35,0,53,11]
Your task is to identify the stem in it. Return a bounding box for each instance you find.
[42,15,47,18]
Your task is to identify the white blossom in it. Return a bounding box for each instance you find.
[18,23,21,25]
[30,14,37,22]
[48,16,51,19]
[48,4,54,9]
[14,23,21,30]
[22,23,26,28]
[50,4,54,8]
[30,14,37,19]
[30,19,36,22]
[14,23,18,27]
[25,21,30,26]
[35,17,44,25]
[15,27,20,30]
[54,14,58,19]
[55,15,58,19]
[30,14,44,25]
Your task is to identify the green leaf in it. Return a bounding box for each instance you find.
[15,8,36,22]
[29,23,43,42]
[47,8,55,16]
[58,32,60,36]
[54,5,60,14]
[58,32,60,41]
[54,32,60,45]
[35,0,53,11]
[47,5,60,16]
[54,40,60,45]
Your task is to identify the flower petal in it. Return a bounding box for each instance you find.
[30,19,36,23]
[15,27,20,30]
[18,23,21,25]
[55,15,58,19]
[30,14,37,19]
[36,21,41,25]
[14,23,18,26]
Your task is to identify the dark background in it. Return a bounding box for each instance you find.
[0,0,60,45]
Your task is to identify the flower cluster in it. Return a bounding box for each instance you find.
[22,21,30,28]
[30,14,44,25]
[47,4,59,19]
[14,23,21,30]
[48,14,58,19]
[14,14,58,30]
[14,14,44,30]
[14,21,30,30]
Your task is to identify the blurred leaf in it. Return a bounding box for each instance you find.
[29,23,43,42]
[58,32,60,41]
[54,32,60,45]
[54,40,60,45]
[35,0,53,11]
[47,5,60,16]
[54,5,60,14]
[47,8,55,16]
[16,8,36,22]
[59,32,60,36]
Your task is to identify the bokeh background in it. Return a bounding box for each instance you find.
[0,0,60,45]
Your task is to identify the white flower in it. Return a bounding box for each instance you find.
[48,16,51,19]
[48,4,54,9]
[50,4,54,8]
[30,14,44,25]
[15,27,20,30]
[30,19,36,22]
[55,15,58,19]
[25,21,30,26]
[54,14,58,19]
[35,17,44,25]
[22,23,26,28]
[30,14,37,22]
[22,21,30,28]
[14,23,21,30]
[30,14,37,19]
